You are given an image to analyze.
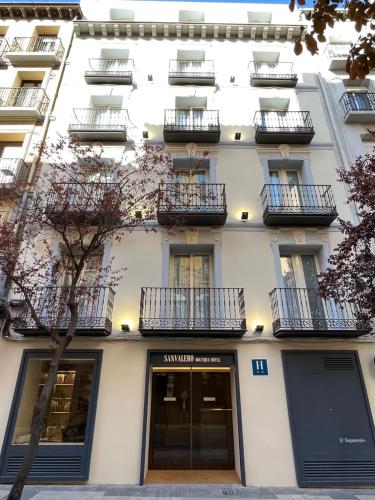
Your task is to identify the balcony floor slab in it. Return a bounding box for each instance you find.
[163,129,221,143]
[344,111,375,123]
[6,52,61,66]
[250,76,298,87]
[255,130,315,144]
[263,211,337,226]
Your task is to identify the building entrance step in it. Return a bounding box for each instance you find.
[144,470,241,484]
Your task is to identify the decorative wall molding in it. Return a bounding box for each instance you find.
[74,21,306,41]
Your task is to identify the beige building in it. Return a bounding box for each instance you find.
[0,0,374,490]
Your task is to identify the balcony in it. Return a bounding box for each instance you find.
[68,108,127,141]
[84,58,134,84]
[0,158,29,195]
[249,62,298,87]
[0,88,49,120]
[157,183,227,226]
[261,184,337,226]
[6,37,64,66]
[325,44,351,71]
[12,286,115,336]
[164,109,220,143]
[139,287,247,337]
[270,288,371,338]
[168,60,215,85]
[45,182,121,225]
[254,111,314,144]
[339,92,375,123]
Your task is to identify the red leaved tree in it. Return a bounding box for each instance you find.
[0,136,173,500]
[318,150,375,324]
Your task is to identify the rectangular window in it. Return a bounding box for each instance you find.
[13,358,95,445]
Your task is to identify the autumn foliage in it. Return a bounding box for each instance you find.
[290,0,375,79]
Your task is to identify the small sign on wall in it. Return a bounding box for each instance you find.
[252,359,268,376]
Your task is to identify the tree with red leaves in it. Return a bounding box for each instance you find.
[318,151,375,324]
[0,136,174,500]
[290,0,375,79]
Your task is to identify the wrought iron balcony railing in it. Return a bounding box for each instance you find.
[0,158,29,187]
[261,184,337,226]
[45,182,121,224]
[85,58,134,80]
[158,183,226,208]
[8,37,64,58]
[69,108,128,130]
[325,44,351,60]
[254,111,314,144]
[0,87,49,114]
[339,92,375,119]
[164,109,220,132]
[12,285,115,336]
[157,183,227,225]
[169,59,215,78]
[270,288,370,338]
[139,287,246,336]
[249,61,296,78]
[254,110,313,133]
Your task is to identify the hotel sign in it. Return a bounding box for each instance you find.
[150,352,235,367]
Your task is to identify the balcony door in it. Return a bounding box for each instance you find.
[269,169,301,208]
[92,107,119,127]
[347,92,371,111]
[177,59,203,73]
[0,143,23,183]
[57,253,104,328]
[171,254,211,328]
[13,80,42,107]
[280,254,325,326]
[174,169,207,211]
[35,34,57,52]
[177,108,205,130]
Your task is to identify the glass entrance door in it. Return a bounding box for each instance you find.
[149,370,234,469]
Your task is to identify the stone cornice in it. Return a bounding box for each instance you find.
[74,20,306,41]
[0,2,82,20]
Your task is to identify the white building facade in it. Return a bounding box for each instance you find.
[0,0,374,489]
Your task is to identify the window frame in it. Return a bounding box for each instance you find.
[0,349,102,481]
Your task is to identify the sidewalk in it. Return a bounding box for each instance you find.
[1,484,375,500]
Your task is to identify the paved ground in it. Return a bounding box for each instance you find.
[1,484,375,500]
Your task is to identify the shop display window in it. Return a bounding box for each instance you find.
[12,358,95,445]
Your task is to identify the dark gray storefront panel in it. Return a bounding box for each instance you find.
[283,351,375,487]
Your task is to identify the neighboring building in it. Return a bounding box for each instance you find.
[0,0,374,489]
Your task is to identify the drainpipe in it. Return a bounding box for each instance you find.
[316,72,360,224]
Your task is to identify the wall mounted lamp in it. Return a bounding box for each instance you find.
[142,130,149,139]
[230,76,235,83]
[241,211,248,221]
[135,210,142,219]
[234,132,241,141]
[121,324,130,333]
[254,325,264,334]
[148,74,153,81]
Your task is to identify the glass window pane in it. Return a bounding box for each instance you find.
[12,358,95,445]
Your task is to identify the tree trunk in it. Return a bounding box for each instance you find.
[7,336,72,500]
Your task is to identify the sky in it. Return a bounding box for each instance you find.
[0,0,315,6]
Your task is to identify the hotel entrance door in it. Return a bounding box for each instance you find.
[149,370,234,469]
